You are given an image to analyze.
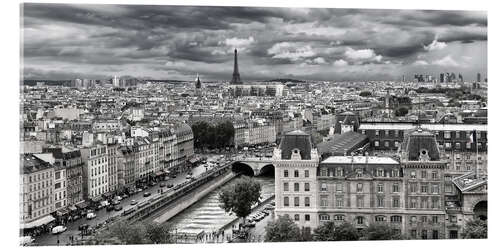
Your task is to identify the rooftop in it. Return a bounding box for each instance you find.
[321,155,399,165]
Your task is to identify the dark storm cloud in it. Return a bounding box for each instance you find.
[21,4,487,81]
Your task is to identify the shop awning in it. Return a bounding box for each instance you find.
[20,215,55,229]
[68,205,77,211]
[56,208,69,216]
[91,196,102,202]
[75,201,88,209]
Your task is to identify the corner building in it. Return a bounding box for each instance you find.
[273,128,485,239]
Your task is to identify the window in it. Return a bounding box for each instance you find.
[384,141,390,147]
[320,168,327,176]
[444,131,451,139]
[375,130,379,136]
[377,197,385,207]
[377,169,384,177]
[392,169,399,177]
[304,170,309,178]
[432,230,439,239]
[410,171,416,179]
[391,215,402,223]
[410,183,417,193]
[334,215,345,221]
[392,183,399,193]
[432,171,438,179]
[284,197,289,207]
[431,198,439,209]
[336,183,343,192]
[356,196,364,208]
[377,183,384,193]
[410,199,417,208]
[294,170,299,177]
[320,195,328,207]
[284,170,288,177]
[305,214,310,221]
[356,183,363,192]
[421,216,428,223]
[421,170,427,179]
[305,197,310,207]
[455,142,461,150]
[411,230,417,238]
[319,214,330,221]
[421,198,428,209]
[375,215,386,222]
[304,183,310,191]
[449,230,458,239]
[445,184,453,193]
[356,216,364,225]
[356,169,363,177]
[421,184,428,193]
[294,214,300,221]
[432,216,438,223]
[411,216,417,223]
[421,230,427,239]
[431,184,439,194]
[294,183,300,192]
[392,197,400,208]
[321,183,327,191]
[336,168,343,177]
[449,215,457,223]
[374,141,379,147]
[336,196,344,207]
[283,182,289,191]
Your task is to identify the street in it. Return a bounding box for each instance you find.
[34,163,210,246]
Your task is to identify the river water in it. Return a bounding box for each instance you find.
[165,175,275,235]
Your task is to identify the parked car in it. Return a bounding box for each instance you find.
[114,205,123,211]
[130,200,138,205]
[167,183,174,188]
[137,188,143,192]
[122,194,129,198]
[20,236,35,246]
[86,212,96,220]
[52,225,67,234]
[106,205,115,212]
[143,192,151,197]
[171,175,177,179]
[159,182,166,188]
[115,196,122,201]
[112,200,120,206]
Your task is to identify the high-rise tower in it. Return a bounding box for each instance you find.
[195,73,201,89]
[230,49,242,84]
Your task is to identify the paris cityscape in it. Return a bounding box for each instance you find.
[19,3,488,246]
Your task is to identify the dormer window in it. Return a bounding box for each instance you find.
[377,169,384,177]
[419,149,430,161]
[336,168,343,177]
[356,169,363,178]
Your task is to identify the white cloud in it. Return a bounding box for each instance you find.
[312,57,327,64]
[424,39,447,51]
[432,55,460,67]
[164,61,186,68]
[267,42,315,61]
[413,60,429,66]
[224,36,255,49]
[333,59,348,67]
[344,47,383,62]
[284,22,346,37]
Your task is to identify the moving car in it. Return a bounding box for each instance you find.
[137,188,143,192]
[51,225,67,234]
[78,224,89,231]
[167,183,174,188]
[130,199,138,205]
[106,205,115,212]
[159,182,166,188]
[143,192,151,197]
[114,205,123,211]
[20,236,35,246]
[86,212,96,220]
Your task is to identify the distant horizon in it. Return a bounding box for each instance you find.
[22,4,487,81]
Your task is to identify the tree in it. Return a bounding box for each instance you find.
[394,106,409,117]
[363,222,402,240]
[218,176,261,222]
[145,222,174,244]
[313,221,360,241]
[264,215,301,242]
[104,221,173,244]
[462,219,487,239]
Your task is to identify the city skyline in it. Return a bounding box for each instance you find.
[22,4,487,82]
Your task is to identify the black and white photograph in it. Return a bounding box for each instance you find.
[14,0,491,248]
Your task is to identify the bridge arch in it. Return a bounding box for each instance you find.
[473,200,487,220]
[258,164,275,177]
[231,162,254,176]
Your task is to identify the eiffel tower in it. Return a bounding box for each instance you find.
[230,49,242,84]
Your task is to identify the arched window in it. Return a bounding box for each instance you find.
[356,216,365,225]
[319,214,330,221]
[390,215,402,223]
[375,215,386,222]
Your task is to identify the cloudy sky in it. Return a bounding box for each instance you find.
[22,4,487,81]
